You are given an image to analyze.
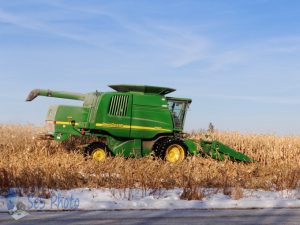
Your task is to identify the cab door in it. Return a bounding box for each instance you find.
[167,100,190,131]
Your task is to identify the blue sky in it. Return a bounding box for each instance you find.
[0,0,300,134]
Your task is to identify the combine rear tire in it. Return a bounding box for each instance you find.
[84,142,111,161]
[153,137,187,163]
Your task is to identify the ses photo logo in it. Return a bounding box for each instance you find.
[5,188,80,220]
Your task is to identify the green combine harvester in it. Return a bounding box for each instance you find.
[26,85,253,163]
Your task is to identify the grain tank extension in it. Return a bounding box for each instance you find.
[26,85,253,163]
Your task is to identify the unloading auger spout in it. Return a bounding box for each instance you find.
[26,89,86,101]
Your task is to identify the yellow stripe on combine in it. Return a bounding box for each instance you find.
[55,121,79,125]
[96,123,130,129]
[54,121,170,132]
[131,125,171,132]
[96,123,171,132]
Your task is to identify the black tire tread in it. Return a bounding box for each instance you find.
[84,142,111,157]
[152,137,188,160]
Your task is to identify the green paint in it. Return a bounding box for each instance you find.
[200,140,254,162]
[184,139,200,156]
[27,84,253,162]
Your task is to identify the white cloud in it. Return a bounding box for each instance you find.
[0,8,42,30]
[38,2,213,68]
[196,94,300,105]
[267,36,300,53]
[135,25,212,68]
[0,8,110,48]
[2,2,300,72]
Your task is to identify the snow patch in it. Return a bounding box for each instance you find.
[0,188,299,212]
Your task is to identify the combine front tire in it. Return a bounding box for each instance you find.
[85,142,111,161]
[153,137,187,163]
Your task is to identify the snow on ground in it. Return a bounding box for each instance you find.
[0,188,300,212]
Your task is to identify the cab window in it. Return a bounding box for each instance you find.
[167,100,188,129]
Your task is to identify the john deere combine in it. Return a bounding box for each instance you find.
[26,85,253,163]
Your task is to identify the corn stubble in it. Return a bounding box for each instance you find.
[0,125,299,195]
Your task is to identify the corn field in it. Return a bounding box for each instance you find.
[0,125,300,192]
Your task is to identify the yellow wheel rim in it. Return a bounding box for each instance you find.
[165,144,185,163]
[92,148,106,161]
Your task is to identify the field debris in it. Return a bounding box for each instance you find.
[0,125,300,194]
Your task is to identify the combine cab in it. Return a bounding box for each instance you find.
[26,85,253,163]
